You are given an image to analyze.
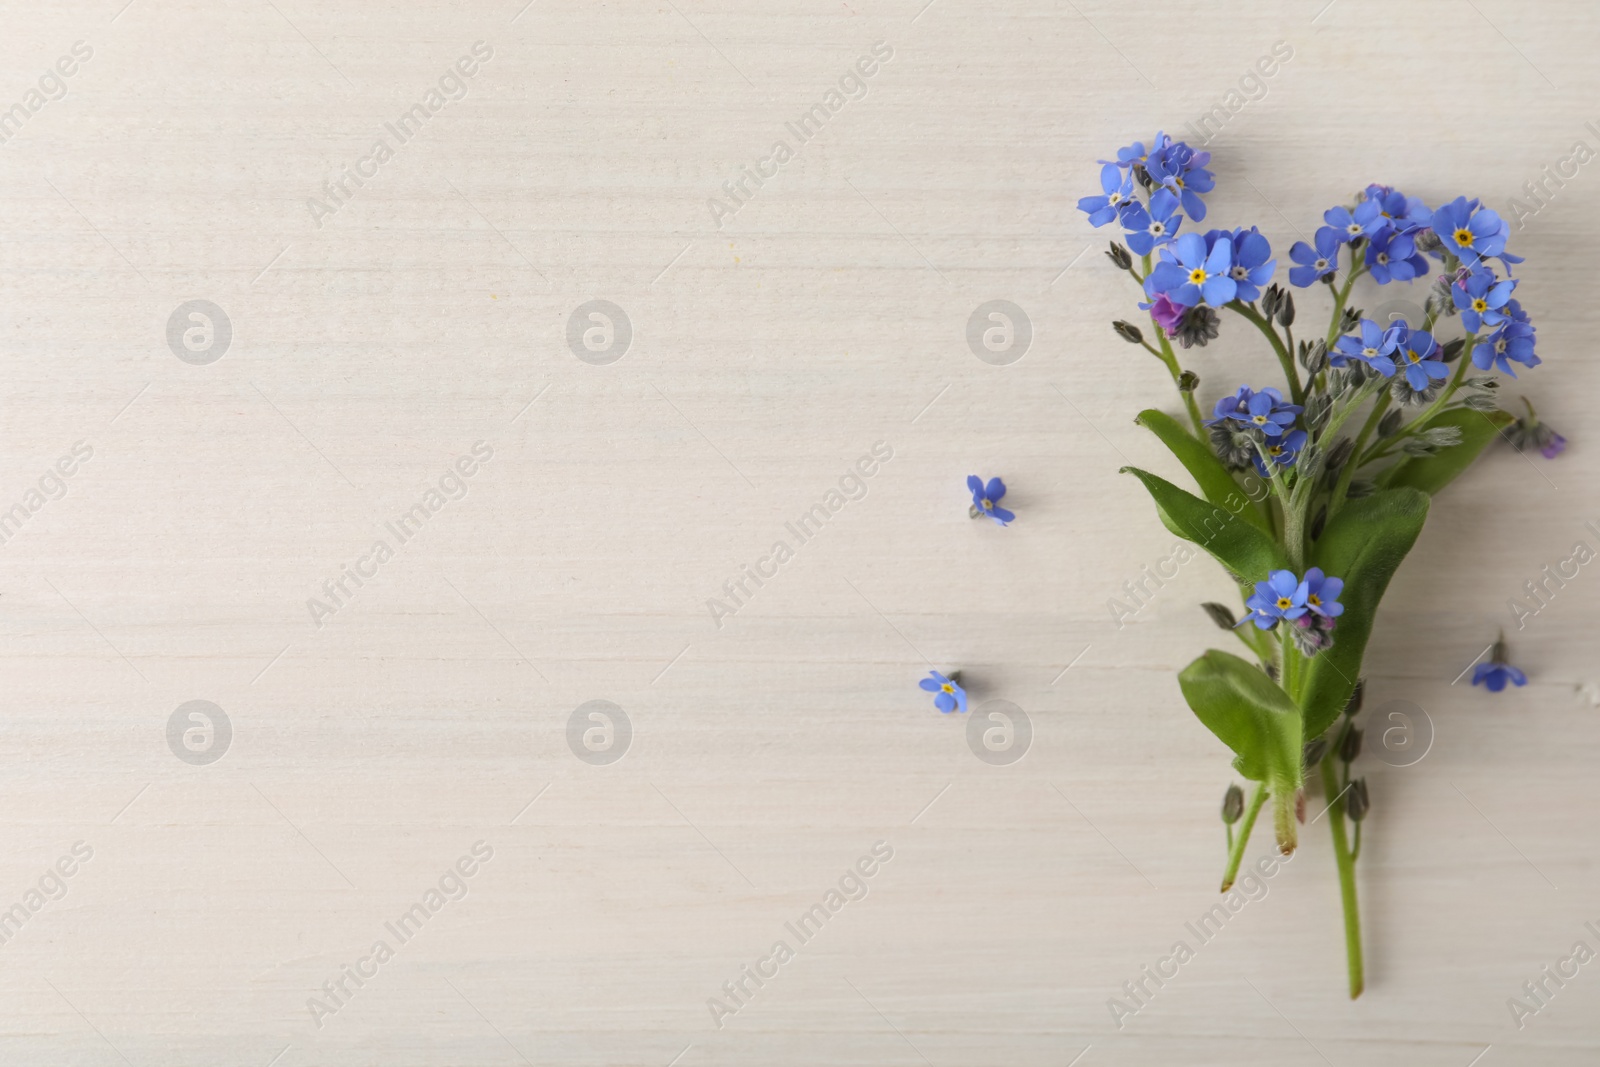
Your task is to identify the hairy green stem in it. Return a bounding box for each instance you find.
[1361,334,1477,465]
[1137,254,1209,438]
[1329,389,1391,515]
[1229,303,1303,405]
[1321,751,1364,998]
[1220,783,1268,892]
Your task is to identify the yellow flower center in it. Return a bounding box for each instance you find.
[1407,349,1422,363]
[1276,597,1293,610]
[1454,228,1474,247]
[1472,298,1488,312]
[941,684,954,694]
[1308,594,1321,606]
[982,499,993,510]
[1188,267,1207,285]
[1252,414,1268,425]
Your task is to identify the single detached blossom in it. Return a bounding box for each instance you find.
[1452,267,1516,332]
[1391,325,1450,391]
[1431,196,1507,266]
[1470,638,1527,693]
[1121,188,1182,255]
[1078,163,1135,227]
[1243,569,1311,630]
[1508,397,1565,458]
[967,475,1014,526]
[1147,232,1236,307]
[1301,567,1344,617]
[1332,318,1402,376]
[1225,385,1302,438]
[920,670,969,713]
[1288,228,1340,287]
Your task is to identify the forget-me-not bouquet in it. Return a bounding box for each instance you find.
[1081,132,1548,998]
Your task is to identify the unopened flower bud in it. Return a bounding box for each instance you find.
[1201,602,1238,630]
[1302,737,1329,768]
[1343,679,1365,717]
[1340,725,1363,764]
[1346,778,1370,822]
[1113,320,1144,344]
[1221,783,1244,824]
[1378,409,1404,438]
[1177,370,1199,393]
[1106,242,1134,271]
[1276,291,1295,328]
[1260,285,1283,319]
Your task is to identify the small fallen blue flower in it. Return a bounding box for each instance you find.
[1431,196,1507,266]
[1078,163,1135,227]
[967,475,1014,526]
[1225,385,1301,438]
[1288,227,1340,287]
[1471,638,1527,692]
[1243,569,1310,630]
[1251,428,1308,478]
[1452,266,1516,332]
[1120,188,1182,256]
[1508,397,1564,457]
[1392,326,1450,391]
[1332,318,1401,376]
[920,670,968,713]
[1301,567,1344,618]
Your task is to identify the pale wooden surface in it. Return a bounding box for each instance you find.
[1,1,1598,1064]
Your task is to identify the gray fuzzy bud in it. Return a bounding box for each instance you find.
[1177,370,1200,393]
[1113,320,1145,344]
[1346,778,1370,822]
[1378,409,1404,438]
[1201,601,1238,630]
[1107,242,1134,271]
[1276,291,1296,328]
[1222,783,1245,824]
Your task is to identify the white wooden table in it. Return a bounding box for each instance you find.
[1,1,1596,1063]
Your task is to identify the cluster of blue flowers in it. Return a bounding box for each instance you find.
[1206,385,1306,477]
[1242,568,1345,654]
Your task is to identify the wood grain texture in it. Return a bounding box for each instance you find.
[0,0,1597,1063]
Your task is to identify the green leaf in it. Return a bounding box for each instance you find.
[1135,409,1271,532]
[1384,408,1514,495]
[1178,649,1303,789]
[1121,466,1288,584]
[1301,488,1430,740]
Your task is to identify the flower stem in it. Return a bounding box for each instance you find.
[1330,389,1391,515]
[1229,303,1302,405]
[1138,254,1208,438]
[1361,335,1477,466]
[1220,783,1268,892]
[1321,750,1365,999]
